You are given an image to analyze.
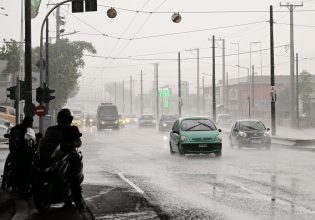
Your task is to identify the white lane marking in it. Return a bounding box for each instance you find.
[116,172,144,194]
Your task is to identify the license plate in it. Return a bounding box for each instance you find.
[199,144,208,148]
[251,140,262,144]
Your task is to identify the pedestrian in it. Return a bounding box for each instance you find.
[7,116,35,198]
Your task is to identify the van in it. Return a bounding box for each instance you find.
[96,103,119,130]
[0,105,16,125]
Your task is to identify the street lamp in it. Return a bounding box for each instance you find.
[236,65,251,119]
[250,41,262,76]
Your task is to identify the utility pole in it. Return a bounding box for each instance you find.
[296,53,299,129]
[270,5,276,136]
[122,80,125,114]
[222,39,226,107]
[114,81,117,105]
[141,71,143,115]
[212,35,216,121]
[280,2,303,127]
[202,76,205,114]
[197,49,200,114]
[178,52,182,117]
[17,0,24,124]
[56,6,60,40]
[24,0,33,118]
[130,75,133,114]
[155,63,159,120]
[251,65,255,113]
[226,72,229,109]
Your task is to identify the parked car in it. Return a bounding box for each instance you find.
[216,114,232,128]
[229,119,271,149]
[169,117,222,157]
[159,115,178,132]
[0,105,16,126]
[138,115,156,127]
[0,124,9,139]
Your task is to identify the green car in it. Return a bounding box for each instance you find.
[169,117,222,157]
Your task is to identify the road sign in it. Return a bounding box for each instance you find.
[35,104,46,117]
[159,88,171,97]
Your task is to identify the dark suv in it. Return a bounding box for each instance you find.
[159,115,177,132]
[96,103,119,130]
[229,119,271,149]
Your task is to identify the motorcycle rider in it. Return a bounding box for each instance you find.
[38,108,84,209]
[6,116,35,197]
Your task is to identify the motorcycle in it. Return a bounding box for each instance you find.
[1,128,36,192]
[32,143,83,213]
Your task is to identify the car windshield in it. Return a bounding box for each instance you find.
[181,119,216,131]
[239,121,266,131]
[98,106,118,117]
[141,115,154,120]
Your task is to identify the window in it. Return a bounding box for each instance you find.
[181,119,216,131]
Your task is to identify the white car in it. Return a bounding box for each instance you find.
[0,124,8,139]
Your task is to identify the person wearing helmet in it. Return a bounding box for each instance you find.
[37,108,84,209]
[4,116,35,197]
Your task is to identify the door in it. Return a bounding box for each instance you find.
[170,120,180,152]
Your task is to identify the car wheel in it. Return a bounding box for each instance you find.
[215,151,222,158]
[169,142,175,155]
[178,144,185,156]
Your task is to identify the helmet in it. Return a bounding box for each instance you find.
[57,108,73,126]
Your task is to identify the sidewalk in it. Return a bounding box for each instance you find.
[0,172,161,220]
[272,126,315,146]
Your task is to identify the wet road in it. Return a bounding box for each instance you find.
[81,125,315,220]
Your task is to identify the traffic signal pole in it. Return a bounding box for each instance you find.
[24,0,33,118]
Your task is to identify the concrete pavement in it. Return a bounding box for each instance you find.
[0,171,161,220]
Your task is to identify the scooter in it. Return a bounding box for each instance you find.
[1,128,37,192]
[31,144,83,213]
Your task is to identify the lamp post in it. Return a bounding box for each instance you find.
[236,65,251,119]
[250,41,262,76]
[231,42,240,84]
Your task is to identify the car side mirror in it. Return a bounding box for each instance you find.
[218,129,222,132]
[4,134,9,138]
[266,128,270,131]
[233,128,238,132]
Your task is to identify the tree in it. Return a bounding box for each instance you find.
[299,70,313,116]
[33,39,96,112]
[0,40,20,74]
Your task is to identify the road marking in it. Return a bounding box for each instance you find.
[116,172,144,194]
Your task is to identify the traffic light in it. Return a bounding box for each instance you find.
[36,87,43,103]
[85,0,97,12]
[6,86,17,100]
[72,0,84,13]
[43,87,55,103]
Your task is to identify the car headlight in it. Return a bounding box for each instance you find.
[163,123,167,127]
[264,131,270,137]
[115,120,118,124]
[126,119,130,123]
[89,119,93,122]
[180,135,189,142]
[215,135,222,142]
[83,119,86,122]
[101,121,105,125]
[239,131,247,137]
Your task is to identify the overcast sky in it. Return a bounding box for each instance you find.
[1,0,315,99]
